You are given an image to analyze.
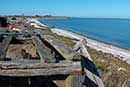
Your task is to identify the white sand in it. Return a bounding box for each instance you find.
[26,18,48,28]
[51,28,130,64]
[28,19,130,64]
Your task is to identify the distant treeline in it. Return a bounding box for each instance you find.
[0,15,70,18]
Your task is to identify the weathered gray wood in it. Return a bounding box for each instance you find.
[74,39,104,87]
[0,60,80,69]
[0,60,81,76]
[0,68,81,77]
[73,39,87,51]
[0,35,13,60]
[26,29,53,63]
[42,35,81,60]
[16,37,35,40]
[81,44,104,87]
[32,36,53,63]
[71,75,85,87]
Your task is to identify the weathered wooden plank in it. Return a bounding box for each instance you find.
[74,39,104,87]
[81,45,104,87]
[0,60,80,69]
[42,35,81,60]
[0,61,81,76]
[71,75,85,87]
[32,36,53,63]
[0,35,13,60]
[73,39,87,51]
[0,68,81,77]
[26,29,54,63]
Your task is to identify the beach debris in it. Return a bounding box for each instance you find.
[117,67,126,71]
[0,18,104,87]
[74,38,104,87]
[42,35,81,60]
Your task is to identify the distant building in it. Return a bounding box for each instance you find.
[0,17,8,27]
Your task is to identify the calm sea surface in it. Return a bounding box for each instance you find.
[40,18,130,50]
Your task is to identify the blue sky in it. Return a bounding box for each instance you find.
[0,0,130,18]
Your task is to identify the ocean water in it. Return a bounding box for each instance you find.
[40,18,130,50]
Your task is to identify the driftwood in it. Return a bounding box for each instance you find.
[74,39,104,87]
[0,60,81,76]
[26,28,54,63]
[0,29,104,87]
[32,36,53,63]
[0,35,13,60]
[42,35,81,60]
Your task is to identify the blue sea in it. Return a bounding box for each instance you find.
[40,18,130,50]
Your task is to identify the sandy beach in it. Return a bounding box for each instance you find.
[51,28,130,63]
[29,18,130,64]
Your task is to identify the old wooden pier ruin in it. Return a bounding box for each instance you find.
[0,18,104,87]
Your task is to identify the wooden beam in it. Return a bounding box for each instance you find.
[81,45,104,87]
[32,36,53,63]
[0,35,13,60]
[0,60,81,76]
[42,35,81,60]
[27,29,53,63]
[74,39,104,87]
[0,60,80,69]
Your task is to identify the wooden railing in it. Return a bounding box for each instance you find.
[74,39,104,87]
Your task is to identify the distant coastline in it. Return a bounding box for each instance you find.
[6,15,70,20]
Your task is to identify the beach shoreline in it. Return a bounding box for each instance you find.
[28,18,130,64]
[52,28,130,62]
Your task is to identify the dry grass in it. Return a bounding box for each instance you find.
[43,29,76,47]
[43,29,130,78]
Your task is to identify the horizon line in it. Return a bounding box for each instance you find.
[1,15,130,19]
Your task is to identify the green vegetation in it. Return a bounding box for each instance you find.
[87,47,130,79]
[43,29,76,47]
[43,29,130,79]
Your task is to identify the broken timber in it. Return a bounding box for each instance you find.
[74,39,104,87]
[32,36,53,63]
[42,35,81,60]
[0,28,104,87]
[26,29,53,63]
